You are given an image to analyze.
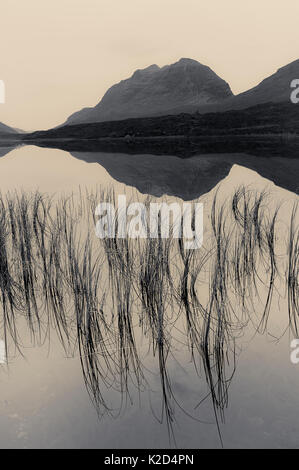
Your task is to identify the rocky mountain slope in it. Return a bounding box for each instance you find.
[217,59,299,112]
[0,121,18,135]
[65,58,233,125]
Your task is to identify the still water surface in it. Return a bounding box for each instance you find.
[0,144,298,449]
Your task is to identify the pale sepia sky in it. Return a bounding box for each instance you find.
[0,0,299,131]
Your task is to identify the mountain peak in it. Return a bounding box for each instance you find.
[176,57,206,66]
[132,64,160,79]
[66,59,233,125]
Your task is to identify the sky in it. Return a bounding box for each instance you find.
[0,0,299,131]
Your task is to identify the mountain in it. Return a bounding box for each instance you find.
[65,58,233,125]
[63,58,299,126]
[0,122,18,135]
[217,59,299,111]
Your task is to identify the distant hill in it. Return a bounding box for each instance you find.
[64,58,233,125]
[0,122,18,135]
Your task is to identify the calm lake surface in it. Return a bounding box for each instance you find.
[0,144,298,449]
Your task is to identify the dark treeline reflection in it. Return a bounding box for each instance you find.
[29,136,299,160]
[0,187,297,445]
[32,139,299,197]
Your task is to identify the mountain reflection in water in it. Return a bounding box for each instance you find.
[5,138,299,198]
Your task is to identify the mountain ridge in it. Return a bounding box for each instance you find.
[65,58,233,126]
[62,58,299,127]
